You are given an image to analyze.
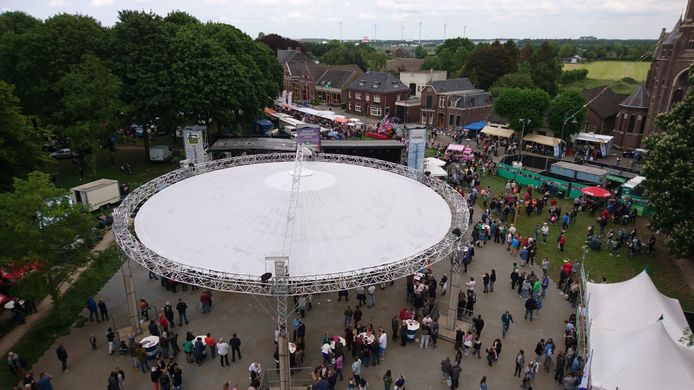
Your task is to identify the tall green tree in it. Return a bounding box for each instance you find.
[547,89,586,141]
[0,81,45,190]
[528,41,563,96]
[414,45,427,59]
[56,54,126,175]
[490,71,536,96]
[322,44,368,71]
[493,88,550,132]
[462,41,516,89]
[0,172,95,300]
[643,68,694,258]
[171,22,281,132]
[112,10,179,159]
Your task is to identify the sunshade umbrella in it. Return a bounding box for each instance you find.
[581,186,611,198]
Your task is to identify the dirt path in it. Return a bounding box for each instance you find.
[0,229,115,358]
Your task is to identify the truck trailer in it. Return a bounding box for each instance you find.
[70,179,121,212]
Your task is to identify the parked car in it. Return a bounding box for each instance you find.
[49,148,75,160]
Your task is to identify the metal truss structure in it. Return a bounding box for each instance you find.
[113,153,469,296]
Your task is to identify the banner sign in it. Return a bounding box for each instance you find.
[407,127,427,171]
[296,124,321,154]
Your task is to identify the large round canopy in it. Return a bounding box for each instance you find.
[134,161,452,277]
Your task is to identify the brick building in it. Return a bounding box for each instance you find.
[614,0,694,148]
[278,49,362,106]
[345,72,410,118]
[419,78,493,128]
[581,87,621,134]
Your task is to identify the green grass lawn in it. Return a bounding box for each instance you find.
[562,61,650,95]
[1,248,121,389]
[479,175,694,311]
[46,146,180,191]
[563,61,650,81]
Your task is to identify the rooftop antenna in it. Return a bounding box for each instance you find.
[374,24,377,41]
[419,21,422,45]
[401,25,404,42]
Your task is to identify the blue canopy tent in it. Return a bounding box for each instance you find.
[463,120,486,132]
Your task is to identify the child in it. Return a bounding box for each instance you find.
[473,336,482,358]
[89,335,97,350]
[347,377,356,390]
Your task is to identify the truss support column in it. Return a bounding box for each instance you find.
[273,257,291,390]
[120,253,142,334]
[446,248,463,330]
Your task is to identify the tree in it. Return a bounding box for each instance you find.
[490,71,536,96]
[112,10,179,160]
[258,33,306,54]
[547,89,586,141]
[643,68,694,258]
[462,42,516,90]
[56,54,126,176]
[0,81,45,191]
[529,41,563,96]
[321,44,368,71]
[493,88,550,132]
[0,172,95,300]
[171,22,282,132]
[414,45,427,59]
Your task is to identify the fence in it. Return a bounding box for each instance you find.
[497,162,591,199]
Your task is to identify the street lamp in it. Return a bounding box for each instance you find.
[518,118,531,162]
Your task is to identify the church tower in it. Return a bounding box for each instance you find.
[616,0,694,149]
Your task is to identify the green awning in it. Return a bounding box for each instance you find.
[606,174,628,183]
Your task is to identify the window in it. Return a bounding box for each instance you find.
[439,96,446,107]
[689,40,694,50]
[385,107,390,116]
[428,114,433,125]
[348,103,352,110]
[370,106,382,116]
[348,91,352,98]
[374,95,381,103]
[421,113,427,124]
[355,93,362,100]
[627,115,636,133]
[425,95,433,108]
[395,95,400,102]
[366,94,370,102]
[456,116,461,126]
[449,115,454,125]
[355,104,362,112]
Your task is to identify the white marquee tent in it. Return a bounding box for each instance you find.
[586,271,694,389]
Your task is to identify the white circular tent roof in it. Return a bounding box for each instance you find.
[134,161,453,278]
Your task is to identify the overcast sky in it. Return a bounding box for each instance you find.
[1,0,689,40]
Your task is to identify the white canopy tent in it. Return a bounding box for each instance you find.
[586,271,694,389]
[424,157,446,167]
[589,322,694,390]
[424,164,448,177]
[573,132,614,156]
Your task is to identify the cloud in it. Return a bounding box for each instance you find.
[287,11,309,19]
[90,0,113,7]
[357,13,376,20]
[47,0,65,7]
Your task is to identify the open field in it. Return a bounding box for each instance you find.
[480,175,694,312]
[563,60,650,81]
[563,60,650,95]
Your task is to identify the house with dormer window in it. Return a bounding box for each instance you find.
[345,72,409,117]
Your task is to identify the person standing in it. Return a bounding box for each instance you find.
[115,367,125,390]
[391,316,399,341]
[378,329,388,358]
[37,372,53,390]
[534,339,545,363]
[106,328,116,355]
[514,350,525,377]
[159,333,170,359]
[473,315,485,337]
[344,306,353,327]
[205,333,217,359]
[479,376,488,390]
[335,353,344,380]
[55,344,68,372]
[394,374,405,390]
[86,297,99,323]
[98,299,109,322]
[431,318,440,348]
[230,333,242,361]
[217,337,229,367]
[524,296,537,321]
[182,338,193,364]
[351,358,362,385]
[163,302,175,328]
[440,274,448,296]
[489,270,496,292]
[501,310,514,338]
[399,322,407,347]
[193,338,205,366]
[383,369,393,390]
[172,366,183,390]
[175,299,188,326]
[150,367,161,390]
[136,344,149,373]
[367,285,376,307]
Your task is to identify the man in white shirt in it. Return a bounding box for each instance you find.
[378,329,387,359]
[321,342,332,365]
[216,337,229,367]
[367,285,376,308]
[249,362,261,381]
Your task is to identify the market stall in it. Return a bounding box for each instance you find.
[573,132,614,158]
